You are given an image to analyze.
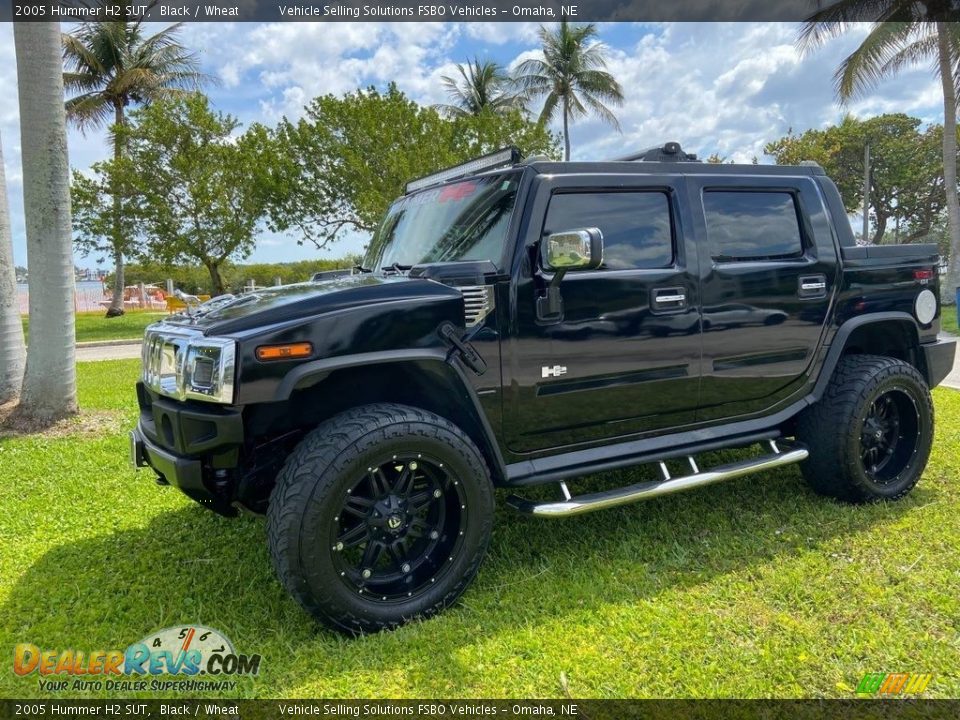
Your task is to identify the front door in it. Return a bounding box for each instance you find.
[504,174,702,454]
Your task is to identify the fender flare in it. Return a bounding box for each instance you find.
[273,349,508,484]
[812,311,922,399]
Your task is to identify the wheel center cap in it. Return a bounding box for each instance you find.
[386,514,403,531]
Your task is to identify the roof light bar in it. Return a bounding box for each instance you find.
[405,146,521,194]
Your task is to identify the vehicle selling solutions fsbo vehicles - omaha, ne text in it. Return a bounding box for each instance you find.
[130,143,957,633]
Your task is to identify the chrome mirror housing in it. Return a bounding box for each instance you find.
[541,228,603,272]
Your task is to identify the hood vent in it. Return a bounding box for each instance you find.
[460,286,495,327]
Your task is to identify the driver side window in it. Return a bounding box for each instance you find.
[543,190,674,270]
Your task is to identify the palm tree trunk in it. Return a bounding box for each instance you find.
[0,130,26,404]
[562,97,571,162]
[106,102,126,317]
[937,22,960,305]
[13,22,78,422]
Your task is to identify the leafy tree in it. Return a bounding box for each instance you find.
[263,84,558,250]
[437,58,523,117]
[71,157,142,273]
[514,18,624,161]
[765,114,948,244]
[13,22,77,422]
[799,9,960,299]
[0,131,25,404]
[121,95,267,295]
[62,10,207,315]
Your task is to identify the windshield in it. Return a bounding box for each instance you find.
[365,171,520,271]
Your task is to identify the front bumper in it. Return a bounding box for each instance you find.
[922,335,957,388]
[133,381,244,516]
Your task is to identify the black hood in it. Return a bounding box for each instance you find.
[162,274,463,336]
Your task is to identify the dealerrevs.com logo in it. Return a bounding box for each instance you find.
[14,625,261,693]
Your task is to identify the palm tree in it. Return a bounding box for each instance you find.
[514,19,624,161]
[62,10,207,316]
[800,11,960,303]
[436,58,523,117]
[0,130,26,405]
[13,22,78,422]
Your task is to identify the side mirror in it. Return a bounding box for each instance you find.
[536,228,603,323]
[541,228,603,272]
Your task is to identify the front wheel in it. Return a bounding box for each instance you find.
[796,355,934,503]
[267,403,495,634]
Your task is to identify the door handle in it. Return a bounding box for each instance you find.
[651,286,687,312]
[798,274,827,299]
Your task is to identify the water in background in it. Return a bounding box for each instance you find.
[17,280,107,314]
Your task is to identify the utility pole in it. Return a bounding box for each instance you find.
[863,142,871,243]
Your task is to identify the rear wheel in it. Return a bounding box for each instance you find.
[796,355,933,503]
[267,403,494,634]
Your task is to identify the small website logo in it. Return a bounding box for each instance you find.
[14,625,261,692]
[856,672,933,695]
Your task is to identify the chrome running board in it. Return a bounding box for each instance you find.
[506,440,808,518]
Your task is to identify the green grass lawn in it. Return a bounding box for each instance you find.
[943,304,958,334]
[1,360,958,699]
[21,311,164,344]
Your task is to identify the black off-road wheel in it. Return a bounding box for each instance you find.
[267,403,495,634]
[796,354,934,503]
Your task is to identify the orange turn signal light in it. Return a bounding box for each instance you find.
[256,342,313,361]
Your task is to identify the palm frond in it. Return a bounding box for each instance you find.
[538,92,561,125]
[798,0,912,54]
[581,94,621,131]
[64,93,114,130]
[834,21,919,100]
[437,57,516,116]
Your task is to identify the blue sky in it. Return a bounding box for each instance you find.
[0,21,947,269]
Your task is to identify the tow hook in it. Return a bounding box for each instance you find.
[439,322,487,375]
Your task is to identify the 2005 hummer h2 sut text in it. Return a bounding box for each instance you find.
[131,144,957,634]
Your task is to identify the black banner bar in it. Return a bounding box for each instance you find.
[6,0,960,22]
[3,700,960,720]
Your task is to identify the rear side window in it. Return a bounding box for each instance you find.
[543,191,673,270]
[703,191,804,261]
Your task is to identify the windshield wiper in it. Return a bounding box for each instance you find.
[383,262,413,274]
[353,264,373,273]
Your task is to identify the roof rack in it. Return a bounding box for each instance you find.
[615,141,700,163]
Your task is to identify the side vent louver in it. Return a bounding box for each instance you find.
[460,286,495,327]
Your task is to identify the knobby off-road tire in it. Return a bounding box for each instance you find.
[267,403,495,634]
[797,354,933,504]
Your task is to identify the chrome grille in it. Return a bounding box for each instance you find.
[460,286,494,327]
[142,330,190,399]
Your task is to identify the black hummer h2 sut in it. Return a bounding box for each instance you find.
[131,144,957,634]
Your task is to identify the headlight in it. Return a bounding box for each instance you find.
[142,330,236,404]
[182,338,236,403]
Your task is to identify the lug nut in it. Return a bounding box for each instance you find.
[430,530,439,540]
[361,568,372,579]
[409,461,418,470]
[334,542,344,551]
[433,489,442,498]
[401,563,411,573]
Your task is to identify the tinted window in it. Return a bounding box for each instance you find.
[543,191,673,270]
[703,191,803,261]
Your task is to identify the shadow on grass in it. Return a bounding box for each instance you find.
[2,461,924,697]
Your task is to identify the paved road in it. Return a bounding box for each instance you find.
[76,341,141,362]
